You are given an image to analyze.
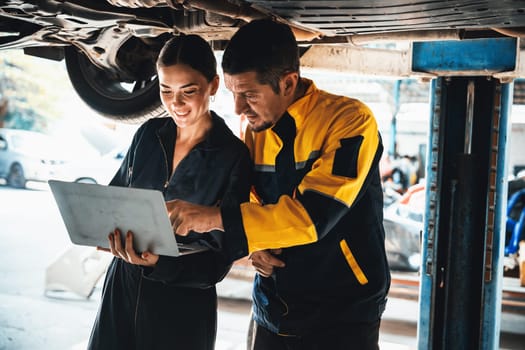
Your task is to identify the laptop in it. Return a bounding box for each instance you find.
[48,180,208,257]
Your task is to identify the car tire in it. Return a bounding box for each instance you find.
[7,163,26,189]
[64,44,166,123]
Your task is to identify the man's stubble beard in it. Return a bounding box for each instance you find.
[250,121,274,133]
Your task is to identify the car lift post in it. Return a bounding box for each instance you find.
[414,38,518,349]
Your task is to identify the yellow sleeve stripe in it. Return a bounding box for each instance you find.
[240,196,317,253]
[339,239,369,285]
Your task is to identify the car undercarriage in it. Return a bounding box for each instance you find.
[1,0,525,121]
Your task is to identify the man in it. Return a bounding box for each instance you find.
[168,19,390,350]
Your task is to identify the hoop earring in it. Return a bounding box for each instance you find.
[210,95,215,102]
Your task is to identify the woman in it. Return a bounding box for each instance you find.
[87,35,252,350]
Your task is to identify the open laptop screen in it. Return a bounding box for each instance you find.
[48,180,208,257]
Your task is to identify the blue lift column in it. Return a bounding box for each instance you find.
[414,38,517,349]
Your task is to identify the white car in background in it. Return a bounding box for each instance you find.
[0,128,72,188]
[64,145,128,186]
[0,127,127,188]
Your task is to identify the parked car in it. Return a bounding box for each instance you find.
[0,128,72,188]
[383,183,424,271]
[64,145,128,185]
[384,178,525,272]
[0,128,127,188]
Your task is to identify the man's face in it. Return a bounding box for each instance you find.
[224,71,288,132]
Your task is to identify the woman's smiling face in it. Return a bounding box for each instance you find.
[158,63,218,129]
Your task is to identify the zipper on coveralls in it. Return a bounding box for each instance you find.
[157,134,170,189]
[127,166,133,184]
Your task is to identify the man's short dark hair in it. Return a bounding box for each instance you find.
[222,19,300,93]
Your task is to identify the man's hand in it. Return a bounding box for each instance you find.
[166,199,223,235]
[97,228,159,267]
[249,249,285,277]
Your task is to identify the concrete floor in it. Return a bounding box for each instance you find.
[0,186,524,350]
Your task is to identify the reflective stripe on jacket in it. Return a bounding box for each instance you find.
[221,80,390,335]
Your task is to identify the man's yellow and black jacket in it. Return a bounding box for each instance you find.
[221,79,391,336]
